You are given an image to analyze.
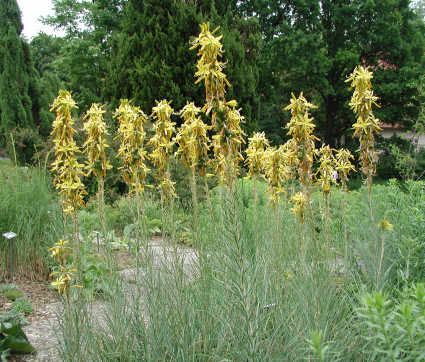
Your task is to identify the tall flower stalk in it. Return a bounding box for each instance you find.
[335,148,356,267]
[377,218,393,289]
[175,102,211,241]
[285,92,320,329]
[346,66,381,193]
[346,66,382,276]
[114,99,150,251]
[315,144,337,256]
[149,99,176,242]
[262,145,290,255]
[50,90,86,286]
[245,132,270,246]
[82,103,112,249]
[284,92,318,198]
[191,23,245,186]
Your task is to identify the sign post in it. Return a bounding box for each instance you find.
[3,232,17,282]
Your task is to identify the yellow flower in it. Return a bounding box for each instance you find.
[50,265,81,295]
[378,218,393,232]
[48,239,73,263]
[289,191,308,222]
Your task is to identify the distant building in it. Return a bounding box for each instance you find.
[380,123,425,148]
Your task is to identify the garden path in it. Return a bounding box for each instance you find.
[15,237,198,362]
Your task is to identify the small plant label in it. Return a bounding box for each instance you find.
[2,232,17,239]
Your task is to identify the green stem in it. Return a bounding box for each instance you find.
[204,176,218,240]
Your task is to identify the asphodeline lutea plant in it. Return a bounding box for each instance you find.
[48,240,81,296]
[346,66,382,263]
[48,239,73,265]
[82,103,112,178]
[50,265,81,297]
[50,89,85,295]
[50,89,87,217]
[245,132,270,245]
[262,144,291,257]
[335,148,356,264]
[190,22,230,114]
[175,102,211,237]
[82,103,112,244]
[261,145,290,206]
[191,22,246,185]
[284,92,319,195]
[315,145,337,195]
[245,132,270,178]
[335,148,356,192]
[114,99,150,250]
[289,191,308,224]
[114,99,150,194]
[315,144,337,255]
[149,99,176,240]
[149,99,176,201]
[175,102,211,175]
[346,66,382,191]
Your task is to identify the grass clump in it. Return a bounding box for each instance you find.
[3,290,23,301]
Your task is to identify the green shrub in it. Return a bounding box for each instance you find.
[11,297,33,315]
[358,283,425,360]
[0,310,27,326]
[3,290,23,301]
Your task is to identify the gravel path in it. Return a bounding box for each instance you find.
[16,238,198,362]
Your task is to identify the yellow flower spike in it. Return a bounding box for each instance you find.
[48,239,73,264]
[175,102,211,174]
[191,24,248,185]
[284,93,319,193]
[149,99,176,200]
[315,144,338,195]
[50,265,80,295]
[289,191,308,223]
[191,23,230,108]
[114,99,150,194]
[378,218,393,232]
[346,66,382,188]
[50,90,86,216]
[245,132,270,177]
[335,148,356,185]
[261,146,290,205]
[82,103,112,179]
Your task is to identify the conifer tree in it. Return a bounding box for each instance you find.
[104,0,261,132]
[0,0,42,154]
[103,0,203,114]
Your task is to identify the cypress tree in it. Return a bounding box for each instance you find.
[0,0,42,153]
[104,0,203,114]
[104,0,261,132]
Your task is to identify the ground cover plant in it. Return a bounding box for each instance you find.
[2,22,425,361]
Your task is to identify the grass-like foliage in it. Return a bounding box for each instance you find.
[0,160,62,280]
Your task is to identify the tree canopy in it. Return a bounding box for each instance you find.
[239,0,425,146]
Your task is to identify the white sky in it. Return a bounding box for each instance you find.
[17,0,64,40]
